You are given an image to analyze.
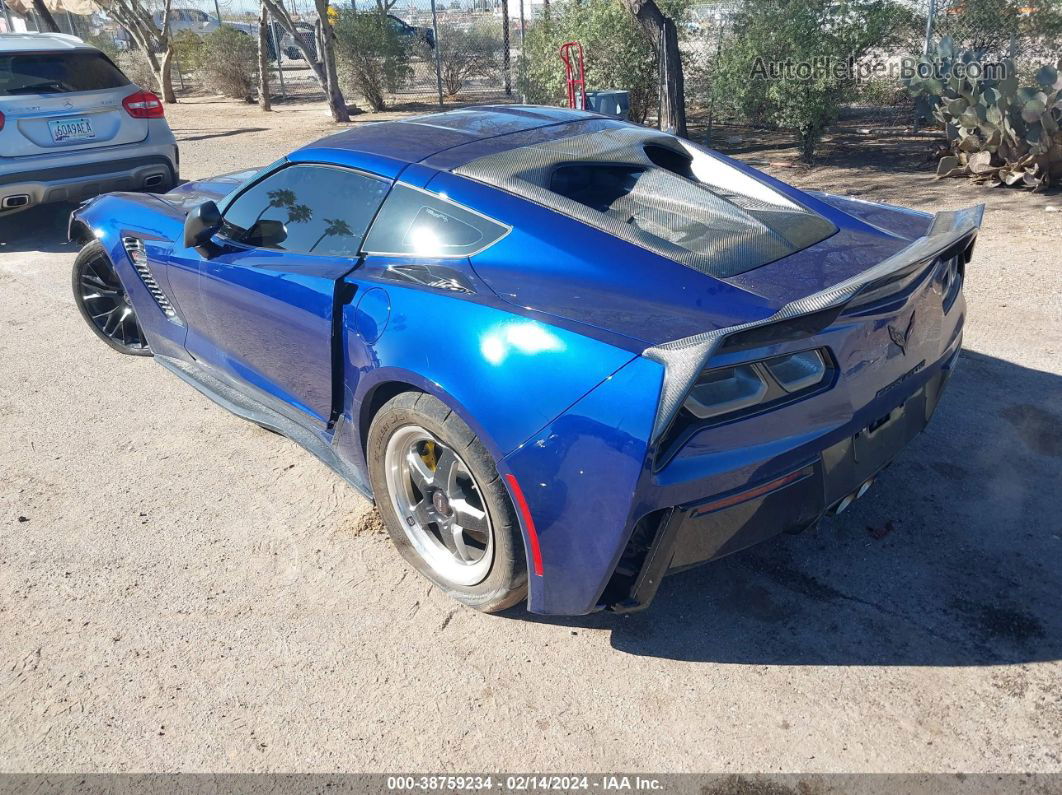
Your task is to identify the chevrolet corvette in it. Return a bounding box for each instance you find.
[68,106,982,615]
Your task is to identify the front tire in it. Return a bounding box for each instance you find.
[367,392,527,613]
[72,241,151,356]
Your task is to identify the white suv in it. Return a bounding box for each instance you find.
[0,32,178,215]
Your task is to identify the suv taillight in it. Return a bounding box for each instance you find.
[0,110,5,132]
[122,90,164,119]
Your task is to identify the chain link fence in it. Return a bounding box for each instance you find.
[5,0,1059,130]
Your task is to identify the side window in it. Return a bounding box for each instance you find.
[362,183,509,258]
[219,164,390,256]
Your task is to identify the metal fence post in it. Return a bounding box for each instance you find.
[502,0,511,95]
[269,16,287,99]
[430,0,444,106]
[922,0,936,55]
[914,0,936,131]
[518,0,526,102]
[214,0,223,24]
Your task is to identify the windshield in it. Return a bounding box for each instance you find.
[0,51,131,96]
[454,126,837,278]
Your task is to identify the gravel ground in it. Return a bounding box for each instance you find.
[0,96,1060,773]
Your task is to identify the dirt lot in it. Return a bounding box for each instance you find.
[1,96,1060,774]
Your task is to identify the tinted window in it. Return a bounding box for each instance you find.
[362,184,508,258]
[220,164,389,256]
[0,51,130,96]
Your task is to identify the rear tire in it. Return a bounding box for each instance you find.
[367,392,527,613]
[72,241,152,356]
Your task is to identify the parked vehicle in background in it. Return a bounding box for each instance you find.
[152,8,218,35]
[388,14,435,49]
[0,33,178,215]
[278,22,318,61]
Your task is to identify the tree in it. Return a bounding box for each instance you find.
[616,0,686,136]
[97,0,178,103]
[436,22,500,98]
[259,0,352,121]
[333,9,411,111]
[257,3,272,111]
[712,0,912,161]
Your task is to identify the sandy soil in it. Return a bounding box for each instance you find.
[0,95,1060,773]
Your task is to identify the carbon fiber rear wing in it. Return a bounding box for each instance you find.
[643,203,985,442]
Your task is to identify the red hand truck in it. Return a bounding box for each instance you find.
[559,41,588,111]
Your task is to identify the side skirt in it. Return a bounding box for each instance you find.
[155,355,373,500]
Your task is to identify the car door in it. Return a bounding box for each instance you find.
[188,162,390,430]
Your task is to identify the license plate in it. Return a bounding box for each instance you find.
[48,117,96,143]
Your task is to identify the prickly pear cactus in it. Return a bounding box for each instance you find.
[907,38,1062,190]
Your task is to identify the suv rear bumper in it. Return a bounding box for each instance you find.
[0,153,177,212]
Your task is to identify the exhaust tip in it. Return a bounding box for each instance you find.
[2,194,31,209]
[143,174,165,188]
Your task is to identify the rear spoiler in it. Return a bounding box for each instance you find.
[643,203,985,442]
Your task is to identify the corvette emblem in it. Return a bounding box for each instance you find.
[888,312,916,355]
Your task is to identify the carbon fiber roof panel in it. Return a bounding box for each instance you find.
[449,125,837,279]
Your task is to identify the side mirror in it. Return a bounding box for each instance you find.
[245,218,287,248]
[183,200,222,249]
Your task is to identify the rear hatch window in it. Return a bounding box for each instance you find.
[0,50,130,96]
[453,126,837,278]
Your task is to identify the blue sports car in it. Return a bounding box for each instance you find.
[69,106,982,616]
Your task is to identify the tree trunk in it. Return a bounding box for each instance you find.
[156,46,177,103]
[616,0,686,137]
[30,0,61,33]
[257,4,272,111]
[260,0,352,120]
[314,0,350,122]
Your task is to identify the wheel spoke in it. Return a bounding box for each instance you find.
[446,520,475,562]
[410,498,433,528]
[451,498,488,536]
[406,449,434,493]
[433,447,459,492]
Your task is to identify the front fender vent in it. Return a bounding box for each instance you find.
[121,236,177,320]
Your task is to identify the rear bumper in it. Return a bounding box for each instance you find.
[0,136,178,213]
[613,342,960,613]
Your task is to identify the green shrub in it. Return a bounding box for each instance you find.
[710,0,918,161]
[199,25,257,99]
[519,0,690,124]
[333,10,412,112]
[118,49,159,92]
[171,29,206,74]
[85,33,121,63]
[436,21,501,98]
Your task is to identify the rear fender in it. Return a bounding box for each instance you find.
[337,278,640,600]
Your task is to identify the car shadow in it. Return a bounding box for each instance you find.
[0,202,80,254]
[513,350,1062,666]
[175,127,270,143]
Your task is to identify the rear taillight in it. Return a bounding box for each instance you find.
[0,110,5,132]
[122,90,164,119]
